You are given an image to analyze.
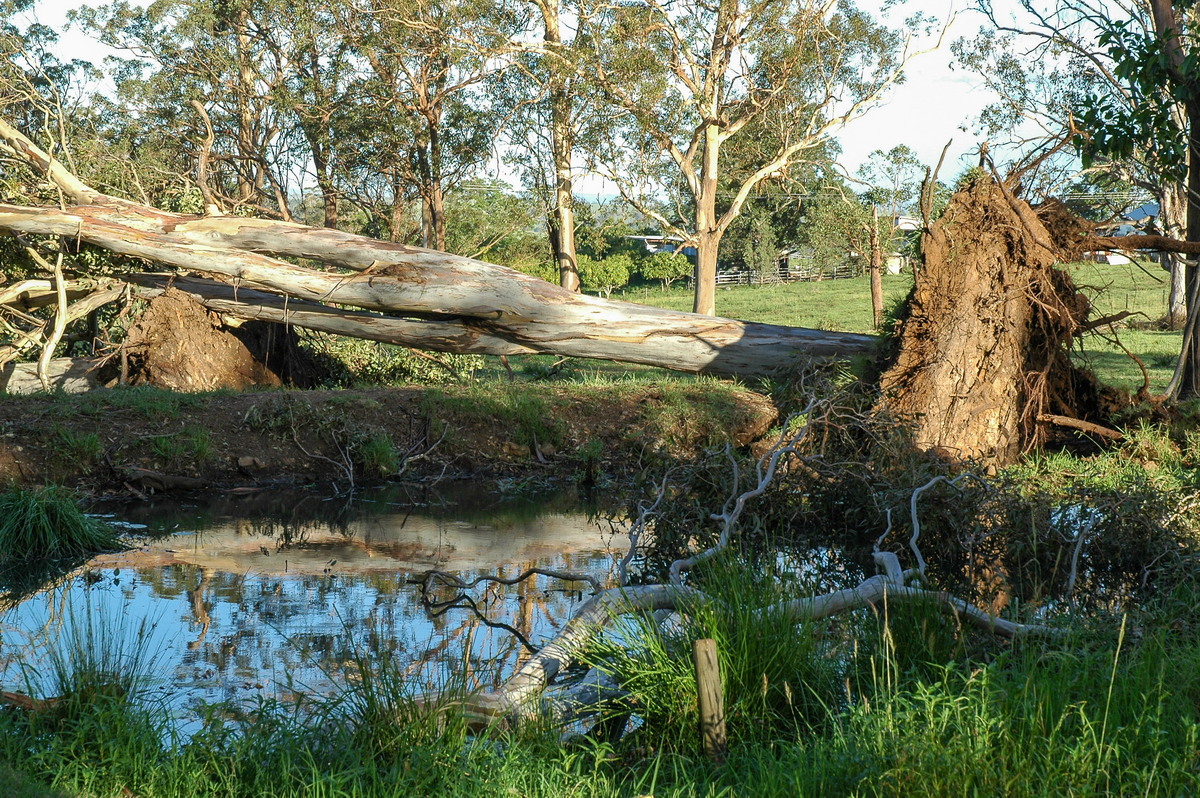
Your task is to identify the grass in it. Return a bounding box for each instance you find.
[422,377,757,462]
[52,426,101,466]
[150,427,214,464]
[1064,260,1182,393]
[45,384,228,420]
[0,486,120,561]
[617,273,914,333]
[3,570,1200,797]
[495,263,1176,394]
[355,432,399,476]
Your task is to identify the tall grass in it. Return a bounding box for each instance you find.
[0,486,120,561]
[0,597,168,797]
[2,583,1199,796]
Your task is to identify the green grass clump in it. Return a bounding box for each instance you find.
[52,427,102,466]
[587,557,848,750]
[355,432,399,477]
[149,427,214,464]
[0,486,120,561]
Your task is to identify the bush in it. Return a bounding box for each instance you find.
[300,333,481,386]
[639,251,692,290]
[578,254,633,298]
[513,259,559,284]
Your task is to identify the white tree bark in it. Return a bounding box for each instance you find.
[0,115,882,380]
[0,202,877,378]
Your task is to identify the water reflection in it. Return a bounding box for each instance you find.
[0,484,624,721]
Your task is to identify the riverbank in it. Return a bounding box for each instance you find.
[0,381,777,494]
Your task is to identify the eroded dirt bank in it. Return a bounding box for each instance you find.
[0,383,778,494]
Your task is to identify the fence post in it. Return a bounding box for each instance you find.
[692,637,727,762]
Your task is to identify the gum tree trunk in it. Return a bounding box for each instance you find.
[0,200,877,379]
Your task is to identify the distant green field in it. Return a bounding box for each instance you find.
[618,273,914,334]
[618,262,1180,393]
[1064,260,1180,394]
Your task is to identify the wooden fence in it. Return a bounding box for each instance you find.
[712,262,859,287]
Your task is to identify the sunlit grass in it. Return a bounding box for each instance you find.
[2,578,1199,797]
[1065,260,1181,393]
[618,272,914,333]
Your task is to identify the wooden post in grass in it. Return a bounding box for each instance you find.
[692,638,726,762]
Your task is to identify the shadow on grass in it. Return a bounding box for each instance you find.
[0,766,70,798]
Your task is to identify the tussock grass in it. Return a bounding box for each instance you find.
[0,486,120,561]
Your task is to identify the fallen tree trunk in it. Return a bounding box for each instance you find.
[0,120,876,381]
[0,202,876,379]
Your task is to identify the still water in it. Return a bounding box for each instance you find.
[0,484,625,722]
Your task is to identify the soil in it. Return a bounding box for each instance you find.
[119,287,319,391]
[0,382,779,496]
[879,172,1121,468]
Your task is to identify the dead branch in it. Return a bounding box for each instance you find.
[1037,413,1125,440]
[413,566,602,596]
[668,399,822,586]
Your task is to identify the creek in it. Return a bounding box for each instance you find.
[0,484,623,726]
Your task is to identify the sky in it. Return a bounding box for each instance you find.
[28,0,1011,185]
[836,7,995,179]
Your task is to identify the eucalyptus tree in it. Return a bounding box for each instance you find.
[0,0,95,159]
[578,0,917,316]
[348,0,523,251]
[263,0,359,229]
[1076,0,1200,397]
[856,144,923,325]
[501,0,593,292]
[75,0,297,216]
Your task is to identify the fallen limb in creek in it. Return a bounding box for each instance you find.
[422,404,1066,730]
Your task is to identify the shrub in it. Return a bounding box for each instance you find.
[300,333,481,386]
[578,254,633,298]
[639,251,692,290]
[513,259,559,284]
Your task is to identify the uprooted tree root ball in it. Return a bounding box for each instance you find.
[879,171,1125,469]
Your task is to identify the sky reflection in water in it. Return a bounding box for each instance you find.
[0,484,623,724]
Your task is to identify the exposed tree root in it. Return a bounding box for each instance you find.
[879,172,1130,468]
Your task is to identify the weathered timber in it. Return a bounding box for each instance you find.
[0,203,878,378]
[0,357,101,394]
[0,115,880,378]
[693,638,727,762]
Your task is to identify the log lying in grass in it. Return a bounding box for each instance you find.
[0,118,877,381]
